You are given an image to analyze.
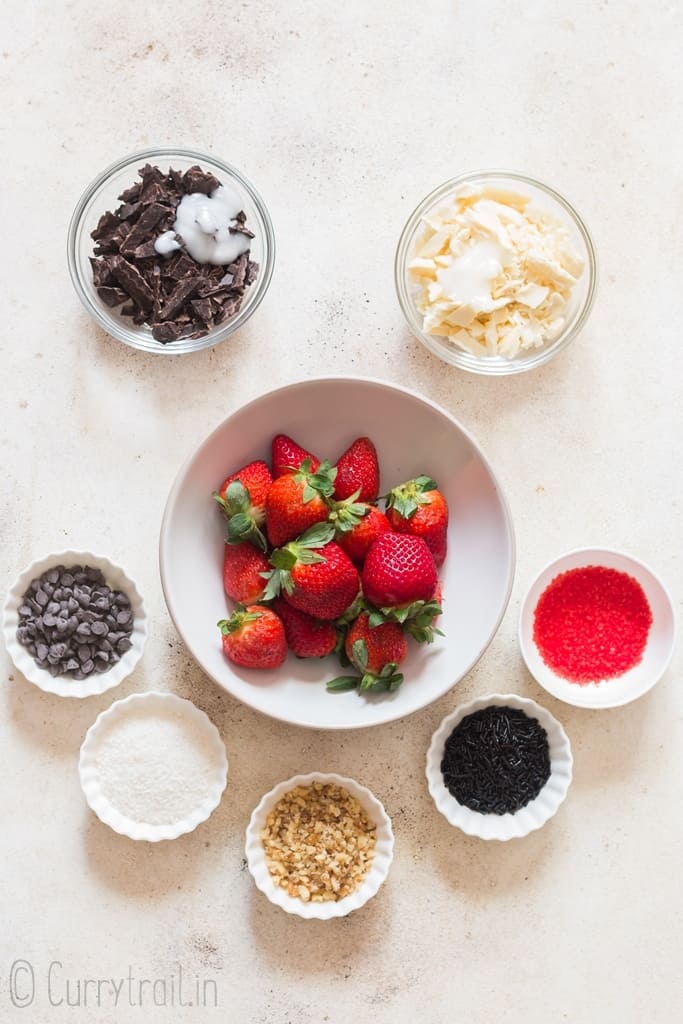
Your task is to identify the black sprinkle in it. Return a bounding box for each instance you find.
[440,706,551,815]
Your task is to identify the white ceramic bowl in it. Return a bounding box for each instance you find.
[2,550,147,698]
[160,376,515,730]
[426,693,573,840]
[519,548,676,709]
[79,692,228,841]
[245,772,394,919]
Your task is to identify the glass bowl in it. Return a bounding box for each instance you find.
[395,169,598,376]
[67,147,275,355]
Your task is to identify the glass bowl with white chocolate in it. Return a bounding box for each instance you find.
[395,171,597,375]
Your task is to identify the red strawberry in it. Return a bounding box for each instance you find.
[334,437,380,502]
[218,604,286,670]
[263,523,360,620]
[265,459,336,548]
[214,460,272,551]
[271,434,320,478]
[222,542,271,604]
[336,505,391,565]
[327,612,407,694]
[273,599,337,659]
[386,476,449,567]
[346,612,408,672]
[361,533,438,608]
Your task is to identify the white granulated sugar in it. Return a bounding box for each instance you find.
[92,707,220,825]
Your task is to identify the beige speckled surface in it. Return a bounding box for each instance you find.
[2,2,682,1021]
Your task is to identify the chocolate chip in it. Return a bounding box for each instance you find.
[45,569,60,584]
[36,643,49,661]
[42,614,57,628]
[65,658,79,672]
[35,590,48,607]
[91,620,108,636]
[116,638,132,654]
[81,659,95,675]
[60,572,75,587]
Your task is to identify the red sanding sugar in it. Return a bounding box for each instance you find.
[533,565,653,684]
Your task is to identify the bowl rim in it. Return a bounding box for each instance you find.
[2,549,147,698]
[425,692,573,840]
[394,167,599,376]
[79,691,229,841]
[245,770,394,918]
[66,146,276,356]
[158,374,517,730]
[518,546,677,709]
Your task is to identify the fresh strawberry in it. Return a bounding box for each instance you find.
[263,523,360,621]
[218,604,286,669]
[273,598,337,659]
[335,504,391,565]
[386,476,449,567]
[265,459,336,548]
[327,612,407,693]
[214,460,272,551]
[334,437,380,502]
[271,434,320,478]
[361,532,438,608]
[222,542,271,604]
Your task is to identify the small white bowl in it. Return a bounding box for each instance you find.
[426,694,573,840]
[245,772,394,918]
[519,548,676,709]
[2,550,147,698]
[79,692,228,842]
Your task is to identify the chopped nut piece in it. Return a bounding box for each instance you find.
[261,782,376,903]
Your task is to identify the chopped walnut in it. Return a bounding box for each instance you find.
[261,782,377,902]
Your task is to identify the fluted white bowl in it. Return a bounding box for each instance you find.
[3,550,147,698]
[79,691,228,842]
[426,693,572,840]
[246,772,394,918]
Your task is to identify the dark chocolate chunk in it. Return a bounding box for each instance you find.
[152,321,183,343]
[182,165,221,195]
[97,286,128,308]
[158,276,200,321]
[110,255,155,312]
[91,210,120,242]
[119,202,169,255]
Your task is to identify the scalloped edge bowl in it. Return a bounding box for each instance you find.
[426,693,572,840]
[519,548,676,709]
[245,772,394,918]
[79,692,228,841]
[2,550,147,698]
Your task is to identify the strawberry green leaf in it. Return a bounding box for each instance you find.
[326,675,360,693]
[386,476,437,520]
[270,548,298,571]
[367,611,387,629]
[351,638,368,673]
[297,522,335,548]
